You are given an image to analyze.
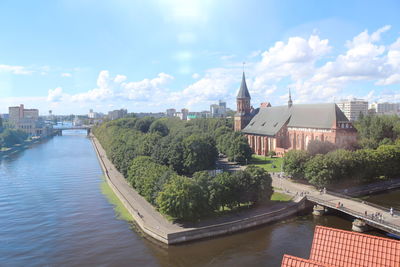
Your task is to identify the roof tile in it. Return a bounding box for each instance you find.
[310,226,400,267]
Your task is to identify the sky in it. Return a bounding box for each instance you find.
[0,0,399,115]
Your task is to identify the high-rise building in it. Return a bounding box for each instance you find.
[9,104,39,123]
[166,108,176,117]
[336,98,368,121]
[210,100,227,118]
[8,104,50,136]
[108,109,127,120]
[370,102,400,115]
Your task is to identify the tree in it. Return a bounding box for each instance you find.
[283,150,310,180]
[242,166,273,203]
[307,140,337,156]
[134,117,154,133]
[156,175,209,220]
[127,156,171,204]
[182,134,217,174]
[149,120,169,136]
[209,172,239,210]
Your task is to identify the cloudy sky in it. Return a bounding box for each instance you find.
[0,0,399,115]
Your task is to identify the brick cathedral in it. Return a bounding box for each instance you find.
[234,72,357,156]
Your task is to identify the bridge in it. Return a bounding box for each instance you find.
[307,192,400,236]
[53,126,92,136]
[271,175,400,237]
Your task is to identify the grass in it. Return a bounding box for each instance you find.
[100,178,133,222]
[271,192,292,202]
[249,154,283,172]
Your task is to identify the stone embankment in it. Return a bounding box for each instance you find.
[90,135,308,245]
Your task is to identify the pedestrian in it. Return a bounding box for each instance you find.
[323,187,326,194]
[390,207,394,217]
[365,211,367,216]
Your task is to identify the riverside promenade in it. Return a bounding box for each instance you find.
[90,135,307,245]
[271,175,400,236]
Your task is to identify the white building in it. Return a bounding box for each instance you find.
[369,102,400,115]
[336,98,368,121]
[210,100,227,118]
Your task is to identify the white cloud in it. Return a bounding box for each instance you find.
[47,87,64,102]
[61,72,72,77]
[0,64,33,75]
[121,72,174,101]
[192,73,200,79]
[220,54,236,61]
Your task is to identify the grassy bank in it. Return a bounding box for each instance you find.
[250,155,283,172]
[271,192,292,202]
[100,178,133,222]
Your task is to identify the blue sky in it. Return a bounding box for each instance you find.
[0,0,399,115]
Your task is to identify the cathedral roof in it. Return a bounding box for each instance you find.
[237,72,251,99]
[242,103,350,136]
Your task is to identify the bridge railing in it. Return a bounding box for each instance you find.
[307,195,400,233]
[325,190,400,216]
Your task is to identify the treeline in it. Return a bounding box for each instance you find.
[128,156,272,220]
[93,117,268,220]
[355,114,400,149]
[94,117,252,177]
[0,128,28,149]
[284,141,400,188]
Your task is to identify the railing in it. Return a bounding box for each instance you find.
[307,195,400,233]
[325,190,400,216]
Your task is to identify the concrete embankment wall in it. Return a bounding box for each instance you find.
[167,199,307,244]
[90,135,308,245]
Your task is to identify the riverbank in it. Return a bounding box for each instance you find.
[0,137,47,158]
[90,135,309,245]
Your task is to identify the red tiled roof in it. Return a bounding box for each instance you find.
[310,225,400,267]
[281,255,333,267]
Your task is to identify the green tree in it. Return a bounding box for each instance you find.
[182,134,217,174]
[149,120,169,136]
[134,117,154,133]
[157,175,209,220]
[307,140,337,156]
[242,166,273,203]
[283,150,310,180]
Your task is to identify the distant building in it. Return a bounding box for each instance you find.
[166,108,176,118]
[370,102,400,115]
[134,112,165,118]
[9,104,39,123]
[88,109,103,119]
[187,111,211,120]
[336,98,368,121]
[8,104,51,137]
[210,100,227,118]
[108,109,127,120]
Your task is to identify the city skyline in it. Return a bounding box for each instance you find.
[0,0,400,114]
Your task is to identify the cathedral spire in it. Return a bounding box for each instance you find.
[237,71,251,99]
[288,88,293,108]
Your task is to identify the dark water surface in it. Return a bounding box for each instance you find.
[0,131,398,267]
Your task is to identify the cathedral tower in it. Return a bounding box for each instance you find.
[234,72,252,131]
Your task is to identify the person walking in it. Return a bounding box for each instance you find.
[390,207,394,217]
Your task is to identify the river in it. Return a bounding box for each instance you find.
[0,131,398,267]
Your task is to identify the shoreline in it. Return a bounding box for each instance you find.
[90,134,309,245]
[0,135,54,158]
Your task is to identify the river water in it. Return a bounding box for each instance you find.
[0,131,398,267]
